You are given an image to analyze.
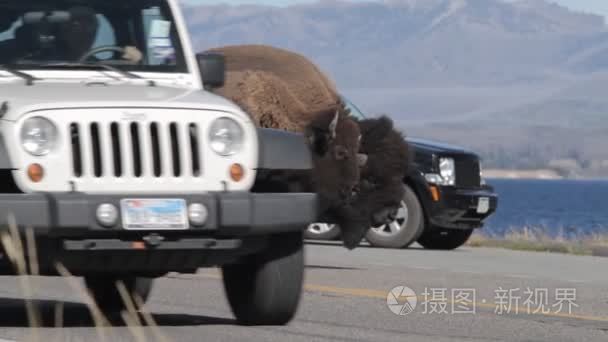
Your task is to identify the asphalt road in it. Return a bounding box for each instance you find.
[0,242,606,342]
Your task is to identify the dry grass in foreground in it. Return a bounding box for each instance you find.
[466,227,608,257]
[0,215,170,342]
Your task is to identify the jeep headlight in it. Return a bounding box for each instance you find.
[209,117,244,156]
[21,117,58,156]
[425,157,456,186]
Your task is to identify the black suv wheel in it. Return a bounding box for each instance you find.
[305,223,341,240]
[222,231,304,326]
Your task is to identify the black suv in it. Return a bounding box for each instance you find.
[306,97,499,250]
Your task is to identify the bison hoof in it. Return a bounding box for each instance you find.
[342,237,362,250]
[340,224,371,250]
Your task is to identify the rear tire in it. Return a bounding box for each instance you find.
[222,231,304,326]
[417,228,474,250]
[365,184,424,249]
[84,276,154,315]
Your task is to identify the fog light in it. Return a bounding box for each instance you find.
[96,203,118,227]
[27,163,44,183]
[188,203,208,226]
[230,163,245,182]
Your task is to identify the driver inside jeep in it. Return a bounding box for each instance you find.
[0,6,145,65]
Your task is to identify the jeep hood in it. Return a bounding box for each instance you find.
[0,81,243,121]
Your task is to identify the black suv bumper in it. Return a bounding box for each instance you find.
[421,185,498,230]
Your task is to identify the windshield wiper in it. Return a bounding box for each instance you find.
[0,65,39,86]
[38,62,157,86]
[42,62,139,79]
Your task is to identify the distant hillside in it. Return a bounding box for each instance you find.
[182,0,608,177]
[184,0,607,87]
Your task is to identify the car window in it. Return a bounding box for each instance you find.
[0,19,20,41]
[92,15,116,60]
[342,96,367,120]
[142,6,179,67]
[0,0,187,72]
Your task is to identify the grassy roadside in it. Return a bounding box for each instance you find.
[0,216,170,342]
[466,228,608,256]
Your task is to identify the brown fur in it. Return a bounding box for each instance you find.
[357,116,412,189]
[206,44,340,132]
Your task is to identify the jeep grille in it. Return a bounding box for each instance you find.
[69,121,202,179]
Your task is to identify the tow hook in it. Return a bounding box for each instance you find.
[143,233,165,247]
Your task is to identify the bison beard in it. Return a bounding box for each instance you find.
[205,44,412,250]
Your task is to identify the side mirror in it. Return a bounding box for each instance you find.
[196,52,226,89]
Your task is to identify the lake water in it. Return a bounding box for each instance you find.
[482,179,608,238]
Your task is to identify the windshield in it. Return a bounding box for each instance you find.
[0,0,187,73]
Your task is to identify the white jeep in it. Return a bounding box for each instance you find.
[0,0,317,325]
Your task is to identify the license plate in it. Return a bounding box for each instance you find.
[477,197,490,214]
[121,199,189,230]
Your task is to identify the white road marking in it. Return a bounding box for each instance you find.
[368,262,395,267]
[505,274,536,279]
[460,271,484,275]
[409,266,437,271]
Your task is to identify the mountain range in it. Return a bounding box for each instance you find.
[182,0,608,178]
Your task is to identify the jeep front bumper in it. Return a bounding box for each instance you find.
[0,192,318,236]
[0,192,317,275]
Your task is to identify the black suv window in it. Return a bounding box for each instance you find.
[342,96,367,120]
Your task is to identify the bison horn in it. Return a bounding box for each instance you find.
[357,153,368,167]
[329,110,339,139]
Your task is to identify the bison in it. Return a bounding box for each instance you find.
[205,44,411,249]
[311,113,412,249]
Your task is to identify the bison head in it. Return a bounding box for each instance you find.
[304,106,366,207]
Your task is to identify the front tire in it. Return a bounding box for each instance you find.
[417,228,474,250]
[365,184,424,249]
[84,276,154,315]
[222,232,304,326]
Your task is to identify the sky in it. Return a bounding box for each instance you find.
[183,0,608,19]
